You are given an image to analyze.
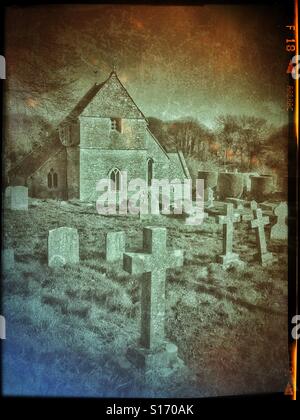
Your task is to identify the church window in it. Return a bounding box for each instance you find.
[147,158,154,187]
[109,168,121,191]
[47,168,58,189]
[53,172,58,188]
[47,172,52,189]
[110,118,122,133]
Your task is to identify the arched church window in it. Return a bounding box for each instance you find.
[109,168,121,191]
[47,172,52,189]
[47,169,58,189]
[53,172,58,188]
[147,158,154,187]
[110,118,122,133]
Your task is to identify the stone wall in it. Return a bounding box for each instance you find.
[66,146,80,199]
[79,116,146,149]
[80,148,147,201]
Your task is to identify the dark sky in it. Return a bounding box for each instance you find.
[5,4,289,127]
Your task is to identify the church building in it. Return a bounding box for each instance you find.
[9,71,190,201]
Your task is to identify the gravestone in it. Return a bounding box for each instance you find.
[250,208,274,266]
[48,227,79,268]
[105,231,125,262]
[2,248,15,272]
[4,187,12,209]
[271,202,288,241]
[206,187,214,208]
[217,203,243,268]
[124,227,184,376]
[250,200,258,211]
[5,186,28,210]
[184,202,208,226]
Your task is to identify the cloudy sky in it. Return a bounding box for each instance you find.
[5,3,289,128]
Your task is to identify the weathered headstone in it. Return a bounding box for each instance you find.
[250,200,258,211]
[5,186,28,210]
[270,202,288,241]
[2,248,15,272]
[48,227,79,268]
[250,208,274,265]
[124,227,184,374]
[10,186,28,210]
[4,187,12,209]
[217,203,243,268]
[105,231,125,262]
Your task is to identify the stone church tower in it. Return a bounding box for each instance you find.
[9,71,190,201]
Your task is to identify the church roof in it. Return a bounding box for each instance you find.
[61,71,146,124]
[8,132,63,180]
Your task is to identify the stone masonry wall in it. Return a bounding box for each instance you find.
[27,148,67,199]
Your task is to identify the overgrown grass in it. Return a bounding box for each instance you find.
[2,198,288,397]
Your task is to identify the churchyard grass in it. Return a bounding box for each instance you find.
[2,198,288,397]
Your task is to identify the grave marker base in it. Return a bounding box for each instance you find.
[217,252,244,269]
[258,252,275,266]
[126,340,185,382]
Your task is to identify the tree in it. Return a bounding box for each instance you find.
[216,114,272,170]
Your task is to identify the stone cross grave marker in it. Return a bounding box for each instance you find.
[48,227,79,268]
[217,203,242,268]
[105,231,125,262]
[250,208,274,265]
[270,202,288,241]
[123,227,184,375]
[124,227,183,350]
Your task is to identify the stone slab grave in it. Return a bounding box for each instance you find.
[105,231,125,262]
[216,203,244,269]
[270,202,288,241]
[250,208,275,266]
[48,227,79,268]
[5,186,28,211]
[2,248,15,272]
[123,227,184,380]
